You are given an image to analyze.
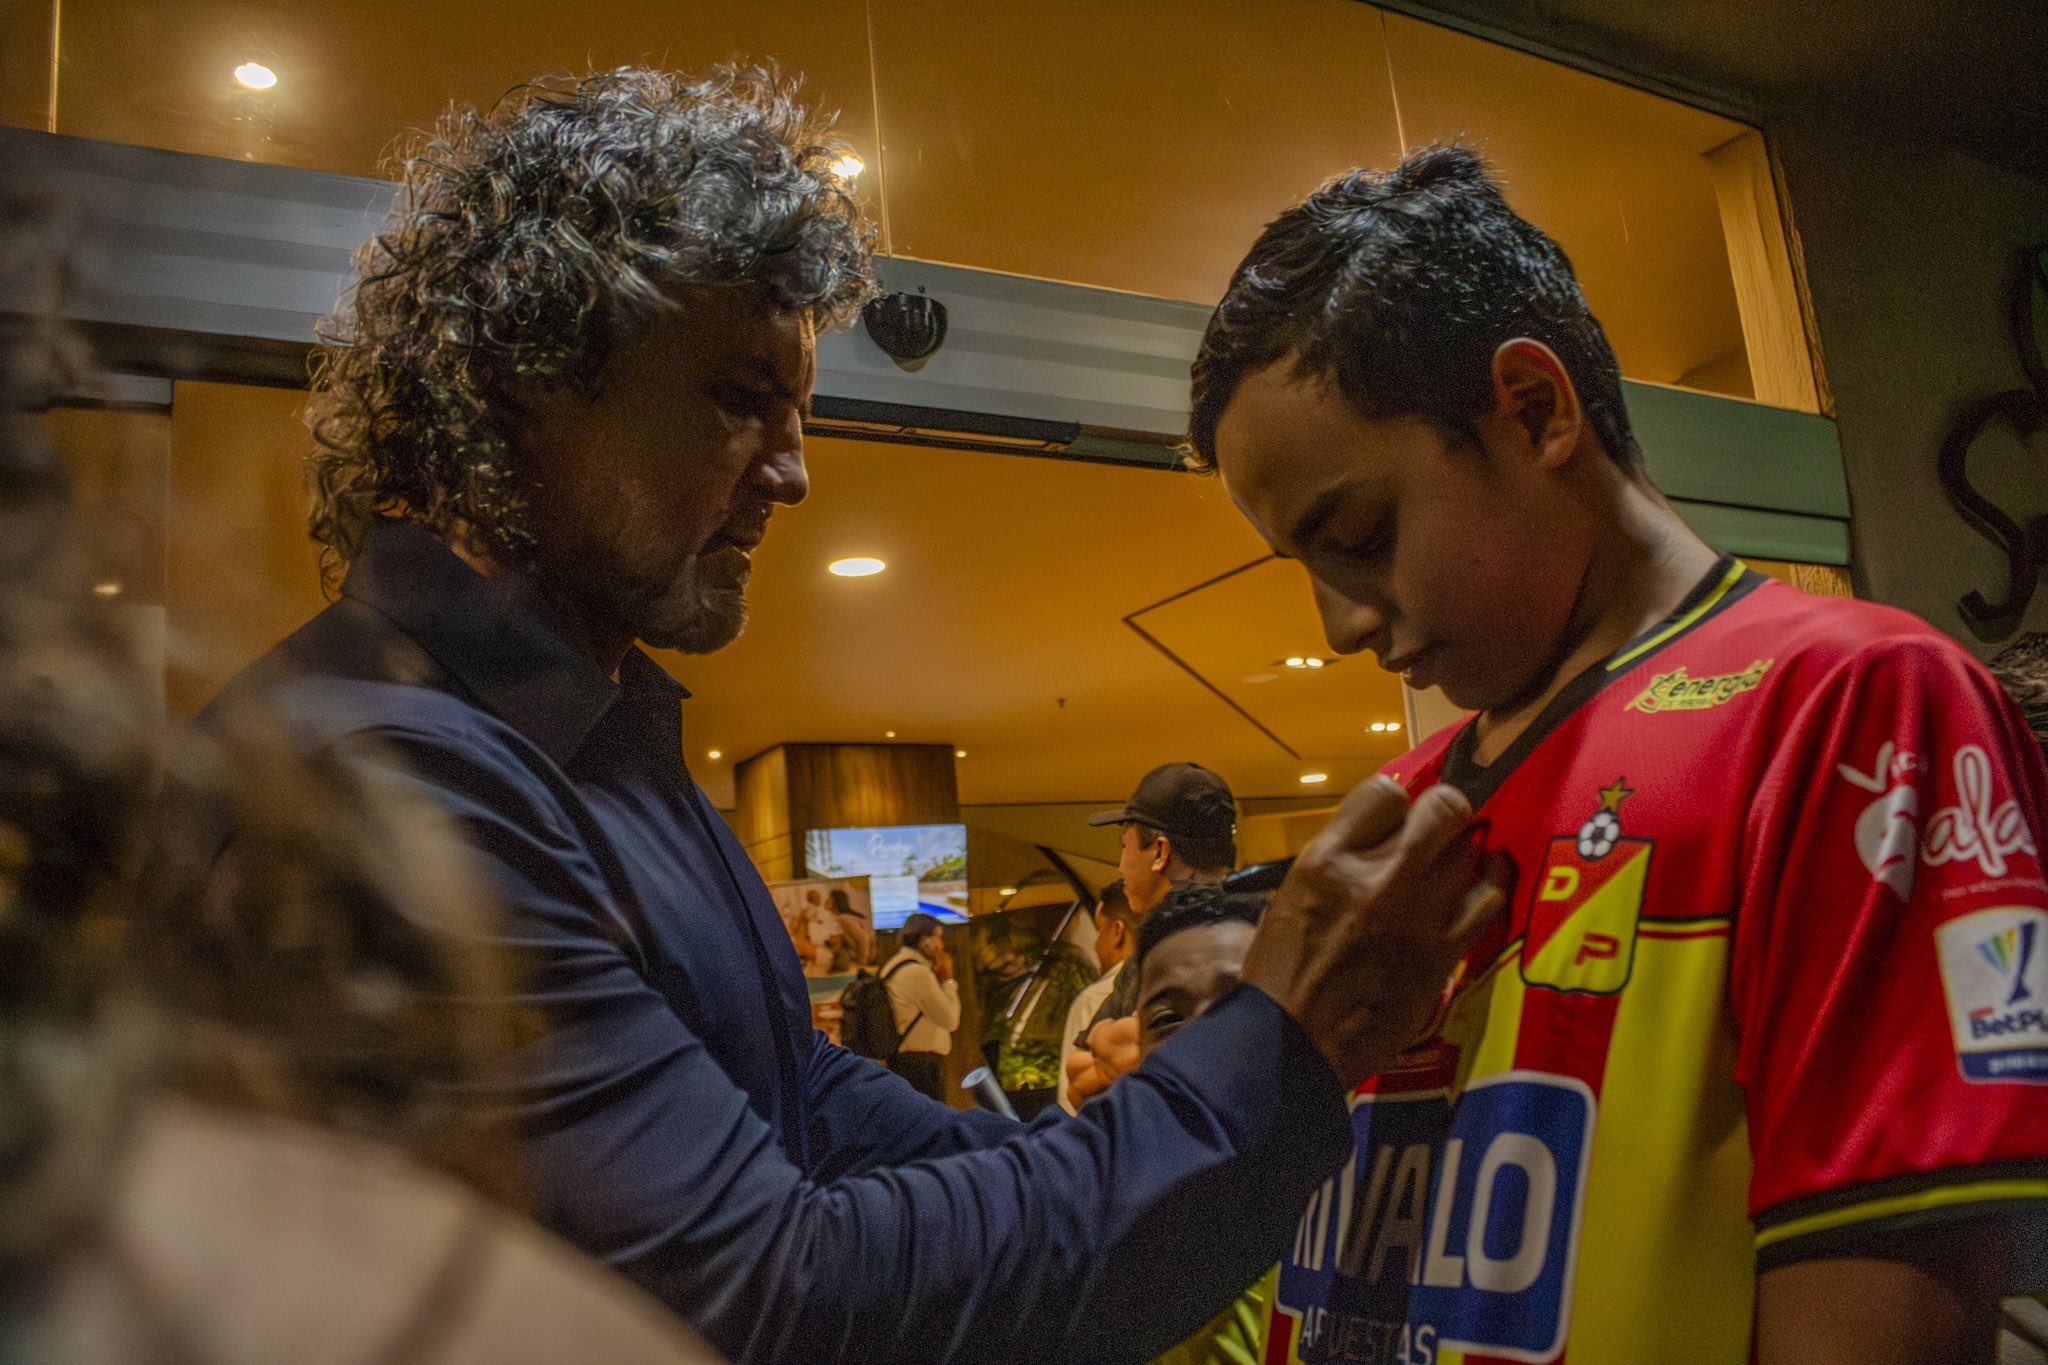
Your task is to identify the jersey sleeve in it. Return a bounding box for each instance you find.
[1732,632,2048,1275]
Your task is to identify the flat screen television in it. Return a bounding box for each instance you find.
[803,823,969,929]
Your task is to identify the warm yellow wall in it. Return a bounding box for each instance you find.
[163,382,327,715]
[0,0,53,132]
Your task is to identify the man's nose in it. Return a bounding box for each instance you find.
[1312,577,1384,656]
[754,414,809,506]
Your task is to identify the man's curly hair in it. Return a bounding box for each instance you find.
[306,65,877,579]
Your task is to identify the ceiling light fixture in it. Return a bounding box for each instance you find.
[1300,772,1329,785]
[830,152,865,179]
[955,749,967,758]
[1385,721,1401,732]
[233,61,278,90]
[885,730,897,739]
[91,581,122,597]
[828,556,885,577]
[1283,656,1305,669]
[999,887,1018,897]
[707,750,722,760]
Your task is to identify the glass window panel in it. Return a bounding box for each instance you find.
[1381,13,1754,397]
[870,0,1403,304]
[165,380,326,714]
[47,0,877,181]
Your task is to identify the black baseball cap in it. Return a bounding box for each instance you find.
[1088,762,1237,843]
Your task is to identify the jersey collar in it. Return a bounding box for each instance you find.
[1439,555,1764,808]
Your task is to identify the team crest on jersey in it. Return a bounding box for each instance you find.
[1624,658,1773,714]
[1522,780,1652,996]
[1936,907,2048,1083]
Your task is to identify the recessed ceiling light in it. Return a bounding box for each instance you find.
[830,152,865,179]
[999,887,1018,897]
[233,61,277,90]
[1303,657,1324,669]
[1283,656,1306,668]
[707,749,722,760]
[829,556,885,577]
[1385,721,1401,732]
[955,749,967,758]
[1300,772,1329,785]
[885,730,896,739]
[91,581,122,597]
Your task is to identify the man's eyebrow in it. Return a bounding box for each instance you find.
[738,354,811,418]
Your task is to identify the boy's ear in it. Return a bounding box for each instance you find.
[1491,339,1582,470]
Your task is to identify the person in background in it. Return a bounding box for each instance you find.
[1989,633,2048,766]
[1058,881,1137,1114]
[204,65,1509,1365]
[880,912,960,1101]
[1189,142,2048,1364]
[1131,885,1271,1365]
[1070,763,1239,1103]
[827,885,872,972]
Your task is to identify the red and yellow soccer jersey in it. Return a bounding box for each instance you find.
[1264,559,2048,1365]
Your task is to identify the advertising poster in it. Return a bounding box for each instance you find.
[803,823,970,927]
[768,875,875,1045]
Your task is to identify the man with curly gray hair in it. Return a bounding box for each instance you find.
[212,66,1503,1365]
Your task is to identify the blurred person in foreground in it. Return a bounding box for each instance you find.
[1190,143,2048,1365]
[1068,763,1238,1105]
[0,233,717,1363]
[205,66,1509,1364]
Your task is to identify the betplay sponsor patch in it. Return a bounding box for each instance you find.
[1937,907,2048,1083]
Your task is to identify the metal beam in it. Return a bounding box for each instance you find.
[1,123,1853,557]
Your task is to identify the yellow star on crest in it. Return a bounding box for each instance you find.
[1596,777,1634,813]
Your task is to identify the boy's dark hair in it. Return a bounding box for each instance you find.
[1135,884,1267,973]
[1188,143,1640,473]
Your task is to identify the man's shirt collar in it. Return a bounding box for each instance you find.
[340,518,689,767]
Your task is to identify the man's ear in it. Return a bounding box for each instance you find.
[1150,834,1173,875]
[1491,339,1582,471]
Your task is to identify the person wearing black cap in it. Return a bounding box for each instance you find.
[1068,763,1239,1105]
[1088,761,1240,917]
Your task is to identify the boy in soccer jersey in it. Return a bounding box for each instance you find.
[1188,144,2048,1365]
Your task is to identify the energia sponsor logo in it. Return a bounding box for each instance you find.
[1937,909,2048,1084]
[1624,659,1772,714]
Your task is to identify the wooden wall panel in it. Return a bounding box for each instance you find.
[733,742,959,884]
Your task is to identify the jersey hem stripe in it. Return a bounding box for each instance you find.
[1753,1170,2048,1267]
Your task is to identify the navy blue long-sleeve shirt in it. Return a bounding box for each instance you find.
[211,519,1352,1364]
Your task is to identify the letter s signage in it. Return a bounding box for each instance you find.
[1407,1073,1595,1362]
